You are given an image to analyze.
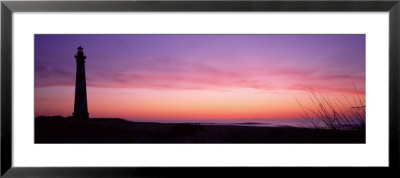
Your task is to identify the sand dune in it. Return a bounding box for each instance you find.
[35,116,365,143]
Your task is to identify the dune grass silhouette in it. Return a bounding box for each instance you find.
[296,83,365,131]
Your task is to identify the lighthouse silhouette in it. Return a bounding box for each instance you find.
[73,46,89,119]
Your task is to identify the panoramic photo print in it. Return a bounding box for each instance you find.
[34,34,365,143]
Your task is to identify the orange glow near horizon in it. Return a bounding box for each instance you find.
[35,86,363,121]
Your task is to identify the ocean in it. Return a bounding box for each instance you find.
[128,119,314,128]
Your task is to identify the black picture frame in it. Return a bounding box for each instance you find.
[1,0,399,177]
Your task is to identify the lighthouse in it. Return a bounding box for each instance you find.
[73,46,89,119]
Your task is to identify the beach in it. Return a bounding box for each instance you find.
[35,116,365,143]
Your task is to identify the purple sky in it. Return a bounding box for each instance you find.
[34,34,365,120]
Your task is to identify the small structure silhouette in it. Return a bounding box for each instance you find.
[73,46,89,119]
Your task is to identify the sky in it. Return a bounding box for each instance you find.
[34,34,365,121]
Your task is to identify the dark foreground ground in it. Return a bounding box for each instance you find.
[35,116,365,143]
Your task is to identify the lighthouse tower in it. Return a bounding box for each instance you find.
[73,46,89,119]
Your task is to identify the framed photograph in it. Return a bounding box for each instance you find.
[1,0,399,177]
